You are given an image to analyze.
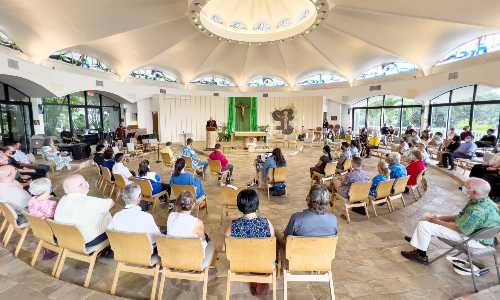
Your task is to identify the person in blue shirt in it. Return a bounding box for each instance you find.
[137,160,170,196]
[180,138,208,177]
[169,158,205,199]
[349,140,360,157]
[101,148,115,180]
[370,161,389,197]
[442,136,477,170]
[387,152,407,179]
[263,148,287,181]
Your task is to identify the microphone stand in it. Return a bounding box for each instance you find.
[156,141,162,164]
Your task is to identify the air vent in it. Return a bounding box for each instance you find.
[369,85,382,91]
[96,80,104,87]
[262,93,269,98]
[448,72,459,80]
[213,92,220,97]
[7,58,19,70]
[159,89,166,94]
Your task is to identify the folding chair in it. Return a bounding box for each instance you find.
[208,159,230,186]
[0,203,30,256]
[369,179,395,216]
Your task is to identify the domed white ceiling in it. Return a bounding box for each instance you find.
[0,0,499,86]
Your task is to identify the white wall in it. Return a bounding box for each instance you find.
[257,96,323,130]
[137,97,155,134]
[325,98,342,126]
[122,103,138,126]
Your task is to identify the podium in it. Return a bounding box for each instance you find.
[206,127,217,149]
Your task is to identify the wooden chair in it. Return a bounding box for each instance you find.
[171,184,208,216]
[408,170,426,200]
[388,176,410,210]
[208,159,230,185]
[157,236,212,300]
[266,167,287,201]
[336,158,352,177]
[0,209,7,236]
[161,151,174,168]
[369,179,395,216]
[112,173,128,204]
[283,236,338,300]
[49,221,109,288]
[312,162,338,184]
[0,203,30,257]
[131,177,168,213]
[225,237,277,300]
[220,186,240,224]
[182,156,205,180]
[25,215,62,276]
[100,167,114,197]
[96,165,104,192]
[107,231,160,300]
[333,182,371,223]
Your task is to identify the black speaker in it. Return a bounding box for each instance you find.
[262,93,269,98]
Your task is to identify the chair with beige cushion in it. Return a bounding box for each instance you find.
[225,237,277,300]
[25,214,62,276]
[107,230,160,300]
[220,186,241,224]
[333,181,371,223]
[208,159,230,186]
[266,167,287,201]
[157,236,213,300]
[100,167,114,197]
[283,236,338,300]
[369,179,395,216]
[0,203,30,257]
[170,184,208,217]
[388,176,410,210]
[130,177,168,213]
[49,221,109,288]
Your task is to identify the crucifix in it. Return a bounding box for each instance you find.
[237,103,248,119]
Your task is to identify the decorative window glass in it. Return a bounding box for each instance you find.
[49,51,114,73]
[296,72,345,86]
[230,21,247,30]
[358,62,417,80]
[130,68,176,82]
[212,15,223,25]
[253,23,272,31]
[277,19,291,29]
[247,75,287,87]
[298,9,310,21]
[438,33,500,65]
[0,31,21,51]
[190,74,235,86]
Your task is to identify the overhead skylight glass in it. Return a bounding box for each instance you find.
[130,68,176,82]
[247,75,287,87]
[297,72,346,86]
[190,74,235,86]
[438,32,500,65]
[358,62,417,80]
[49,50,114,73]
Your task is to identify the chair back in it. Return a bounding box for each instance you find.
[161,152,173,167]
[208,159,222,175]
[348,182,371,203]
[343,158,352,171]
[221,186,239,207]
[156,236,205,272]
[182,156,194,170]
[106,230,154,266]
[132,178,154,197]
[392,176,410,195]
[286,236,337,272]
[113,173,127,190]
[415,169,426,186]
[26,215,56,244]
[48,221,86,254]
[271,167,286,183]
[101,167,112,183]
[470,226,500,241]
[375,179,395,199]
[171,184,197,199]
[324,162,337,177]
[0,203,18,227]
[225,237,276,274]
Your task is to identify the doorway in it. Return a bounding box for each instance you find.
[152,112,159,138]
[0,102,33,152]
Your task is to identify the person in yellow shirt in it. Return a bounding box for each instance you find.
[160,142,176,163]
[366,131,381,158]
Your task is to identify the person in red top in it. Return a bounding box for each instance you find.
[406,150,426,186]
[209,143,234,182]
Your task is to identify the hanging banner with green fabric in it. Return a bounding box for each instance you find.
[227,97,258,132]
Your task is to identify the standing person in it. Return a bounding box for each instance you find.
[310,145,333,177]
[181,138,208,177]
[460,126,473,141]
[263,148,286,181]
[322,119,329,140]
[209,143,234,182]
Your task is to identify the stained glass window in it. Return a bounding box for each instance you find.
[230,21,247,30]
[130,68,176,82]
[277,19,291,29]
[190,74,235,86]
[358,62,417,80]
[212,15,223,25]
[247,75,287,87]
[253,23,272,31]
[296,72,345,86]
[49,51,113,73]
[0,31,21,51]
[298,9,310,21]
[438,33,500,65]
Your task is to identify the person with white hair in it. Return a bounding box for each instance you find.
[107,183,160,246]
[54,174,113,247]
[0,165,31,223]
[401,178,500,265]
[386,152,407,179]
[27,177,57,219]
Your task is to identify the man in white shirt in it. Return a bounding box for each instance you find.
[54,174,113,247]
[111,153,134,184]
[107,183,160,246]
[0,165,31,223]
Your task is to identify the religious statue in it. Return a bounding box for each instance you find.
[272,107,294,135]
[237,103,248,120]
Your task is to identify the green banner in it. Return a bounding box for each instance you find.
[227,97,258,132]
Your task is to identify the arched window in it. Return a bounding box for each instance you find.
[0,31,21,51]
[49,51,114,73]
[358,62,417,80]
[190,74,235,86]
[247,75,287,87]
[296,72,345,86]
[130,68,176,82]
[438,33,500,65]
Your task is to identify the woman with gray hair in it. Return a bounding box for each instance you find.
[284,184,337,237]
[386,152,407,179]
[27,177,57,219]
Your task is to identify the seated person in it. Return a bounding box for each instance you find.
[365,131,381,158]
[407,131,421,148]
[406,150,426,186]
[401,178,500,264]
[107,183,160,246]
[112,153,134,184]
[441,135,477,170]
[263,148,287,182]
[370,161,389,197]
[181,138,208,177]
[470,152,500,202]
[398,140,410,156]
[344,130,352,142]
[8,141,50,177]
[334,157,369,199]
[310,145,333,177]
[475,129,497,148]
[93,144,106,166]
[437,134,461,167]
[460,126,473,141]
[167,190,214,263]
[427,132,444,148]
[0,165,31,224]
[60,127,73,144]
[359,128,368,145]
[387,152,408,179]
[380,123,389,145]
[161,141,175,160]
[54,175,113,247]
[349,140,360,157]
[337,142,352,171]
[209,143,234,180]
[41,137,72,171]
[27,178,57,219]
[420,127,432,142]
[169,158,205,199]
[284,184,337,237]
[102,148,115,173]
[2,146,45,180]
[138,160,170,195]
[417,143,431,166]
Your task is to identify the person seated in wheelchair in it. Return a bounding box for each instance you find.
[401,178,500,265]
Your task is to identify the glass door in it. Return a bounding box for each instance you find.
[0,103,32,152]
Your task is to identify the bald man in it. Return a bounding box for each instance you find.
[401,178,500,265]
[54,174,114,247]
[0,165,31,222]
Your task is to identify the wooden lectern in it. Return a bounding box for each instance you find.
[206,127,217,149]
